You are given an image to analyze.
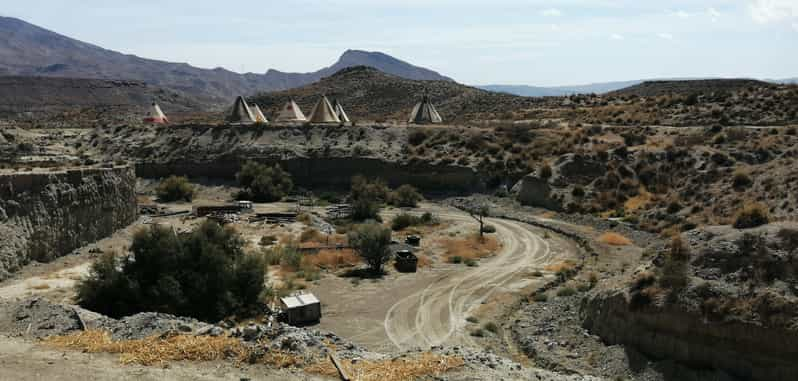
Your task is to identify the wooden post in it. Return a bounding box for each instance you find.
[329,352,351,381]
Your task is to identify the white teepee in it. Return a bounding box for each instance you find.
[333,100,350,123]
[229,96,256,124]
[408,95,443,124]
[307,95,341,124]
[143,102,168,124]
[250,104,269,124]
[275,99,307,122]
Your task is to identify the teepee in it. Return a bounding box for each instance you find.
[229,96,256,124]
[250,104,269,124]
[143,102,168,124]
[333,100,350,123]
[307,95,341,124]
[275,99,307,122]
[408,95,443,124]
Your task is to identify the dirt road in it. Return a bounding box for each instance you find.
[383,213,556,350]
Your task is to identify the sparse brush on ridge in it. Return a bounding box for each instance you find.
[733,202,770,229]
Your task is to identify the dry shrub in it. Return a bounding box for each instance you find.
[598,232,632,246]
[733,202,770,229]
[440,234,500,262]
[43,330,249,366]
[300,228,323,243]
[306,352,464,381]
[31,283,51,290]
[302,249,360,270]
[416,254,433,268]
[624,187,652,211]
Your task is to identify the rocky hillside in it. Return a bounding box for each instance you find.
[515,124,798,233]
[0,76,214,128]
[251,66,542,123]
[0,166,137,280]
[0,17,451,100]
[609,79,772,97]
[582,223,798,381]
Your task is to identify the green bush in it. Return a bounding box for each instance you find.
[481,224,497,234]
[532,293,548,302]
[349,176,389,221]
[483,322,498,333]
[466,316,479,323]
[77,221,265,322]
[390,184,423,207]
[556,287,577,297]
[470,329,485,337]
[465,259,478,267]
[732,170,753,189]
[156,176,195,202]
[348,223,392,274]
[236,162,293,202]
[450,256,463,264]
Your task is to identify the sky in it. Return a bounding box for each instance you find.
[1,0,797,86]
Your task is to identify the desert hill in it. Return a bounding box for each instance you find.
[251,66,540,123]
[609,79,772,97]
[0,17,451,101]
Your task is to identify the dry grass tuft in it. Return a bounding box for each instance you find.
[31,283,51,290]
[440,234,500,262]
[544,260,577,273]
[598,232,632,246]
[306,352,465,381]
[416,254,433,268]
[43,330,249,366]
[302,249,360,270]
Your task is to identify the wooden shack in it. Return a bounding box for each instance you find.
[395,250,418,273]
[280,293,321,325]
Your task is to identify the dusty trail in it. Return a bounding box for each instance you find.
[384,213,554,351]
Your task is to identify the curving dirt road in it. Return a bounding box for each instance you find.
[384,213,556,351]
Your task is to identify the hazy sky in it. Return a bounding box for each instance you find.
[2,0,797,86]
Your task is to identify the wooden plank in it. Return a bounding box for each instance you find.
[329,352,351,381]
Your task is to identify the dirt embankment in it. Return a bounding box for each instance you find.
[581,223,798,381]
[0,165,137,280]
[89,124,493,193]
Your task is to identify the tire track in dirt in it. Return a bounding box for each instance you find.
[384,213,557,351]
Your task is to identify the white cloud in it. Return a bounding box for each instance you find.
[541,8,562,17]
[610,33,624,40]
[749,0,798,23]
[793,22,798,31]
[657,32,674,40]
[673,10,691,19]
[708,7,721,23]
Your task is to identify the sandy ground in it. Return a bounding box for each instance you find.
[0,335,324,381]
[310,207,575,354]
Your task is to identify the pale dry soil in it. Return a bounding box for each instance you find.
[311,205,578,354]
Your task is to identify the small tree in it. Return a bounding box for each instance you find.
[156,176,195,202]
[390,184,423,208]
[348,223,392,274]
[236,162,293,202]
[466,204,490,240]
[349,175,389,221]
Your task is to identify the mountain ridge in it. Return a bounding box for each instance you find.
[0,17,452,101]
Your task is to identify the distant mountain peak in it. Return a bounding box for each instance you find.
[0,17,455,100]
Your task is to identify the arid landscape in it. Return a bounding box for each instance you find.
[1,4,798,381]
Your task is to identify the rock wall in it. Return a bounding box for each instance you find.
[581,290,798,381]
[0,166,137,280]
[136,158,484,194]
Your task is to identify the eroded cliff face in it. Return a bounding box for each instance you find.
[581,224,798,381]
[581,290,798,381]
[0,166,137,280]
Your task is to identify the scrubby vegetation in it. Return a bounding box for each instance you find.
[390,212,438,231]
[390,184,423,207]
[155,176,195,202]
[236,161,293,202]
[733,202,770,229]
[349,175,389,221]
[77,221,265,322]
[348,223,393,274]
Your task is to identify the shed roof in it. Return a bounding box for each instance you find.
[281,293,320,309]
